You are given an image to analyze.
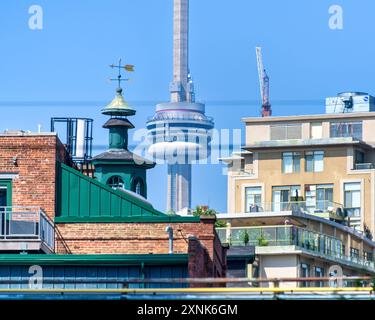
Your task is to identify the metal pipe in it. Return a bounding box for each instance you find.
[0,275,371,284]
[0,287,370,294]
[165,226,174,254]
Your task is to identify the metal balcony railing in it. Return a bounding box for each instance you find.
[216,225,375,272]
[0,207,55,252]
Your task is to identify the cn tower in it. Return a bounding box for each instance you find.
[147,0,214,213]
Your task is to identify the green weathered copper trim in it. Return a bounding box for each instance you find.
[0,179,12,206]
[54,215,200,223]
[92,160,154,167]
[0,254,188,266]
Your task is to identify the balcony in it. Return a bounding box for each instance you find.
[216,225,375,272]
[246,201,346,221]
[0,207,54,253]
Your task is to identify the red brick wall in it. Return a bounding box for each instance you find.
[56,216,227,278]
[187,234,227,283]
[0,134,68,219]
[56,220,211,254]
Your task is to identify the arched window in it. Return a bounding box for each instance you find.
[135,181,142,195]
[107,175,124,190]
[131,177,145,196]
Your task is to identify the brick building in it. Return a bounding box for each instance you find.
[0,129,227,287]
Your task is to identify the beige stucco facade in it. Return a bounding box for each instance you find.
[220,112,375,284]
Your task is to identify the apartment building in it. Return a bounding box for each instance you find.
[219,98,375,285]
[224,111,375,234]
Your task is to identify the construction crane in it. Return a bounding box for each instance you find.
[255,47,272,117]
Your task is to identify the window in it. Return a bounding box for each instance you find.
[305,151,324,172]
[0,187,7,207]
[354,150,370,170]
[344,182,361,217]
[131,177,145,196]
[330,121,363,140]
[270,124,302,140]
[364,251,373,262]
[355,150,365,164]
[350,247,360,261]
[315,267,324,287]
[245,187,262,212]
[107,176,125,190]
[310,122,323,139]
[300,263,310,287]
[272,185,301,211]
[282,152,300,173]
[305,184,333,213]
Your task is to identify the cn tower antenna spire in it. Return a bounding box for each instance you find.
[170,0,192,103]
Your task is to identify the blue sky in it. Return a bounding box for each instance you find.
[0,0,374,212]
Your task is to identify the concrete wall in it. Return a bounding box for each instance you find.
[245,116,375,145]
[259,254,298,288]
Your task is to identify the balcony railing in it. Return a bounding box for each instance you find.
[0,207,55,252]
[246,201,346,219]
[216,225,375,271]
[354,163,375,170]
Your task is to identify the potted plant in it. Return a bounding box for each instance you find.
[215,220,227,228]
[257,234,269,246]
[192,205,217,218]
[242,230,250,246]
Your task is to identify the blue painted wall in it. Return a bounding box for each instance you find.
[0,265,188,289]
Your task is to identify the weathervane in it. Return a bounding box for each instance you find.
[109,58,135,93]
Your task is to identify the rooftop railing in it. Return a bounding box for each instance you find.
[216,225,375,272]
[0,207,54,252]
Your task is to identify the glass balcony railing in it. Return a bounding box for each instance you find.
[354,163,375,170]
[0,206,55,252]
[216,225,375,271]
[246,201,346,219]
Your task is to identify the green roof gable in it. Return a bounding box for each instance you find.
[55,163,200,223]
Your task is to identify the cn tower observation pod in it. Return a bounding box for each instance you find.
[146,101,214,159]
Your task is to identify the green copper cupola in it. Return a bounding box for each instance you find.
[104,117,134,150]
[92,60,155,198]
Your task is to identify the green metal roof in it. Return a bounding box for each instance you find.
[101,91,136,116]
[55,162,200,223]
[0,254,188,266]
[56,162,165,219]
